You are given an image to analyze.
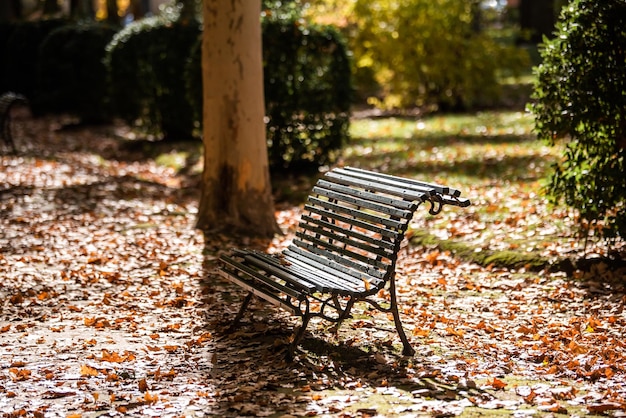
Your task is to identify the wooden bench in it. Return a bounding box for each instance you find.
[0,92,28,154]
[218,166,470,357]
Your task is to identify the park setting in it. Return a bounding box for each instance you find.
[1,0,625,416]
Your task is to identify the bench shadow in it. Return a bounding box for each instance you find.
[200,232,487,414]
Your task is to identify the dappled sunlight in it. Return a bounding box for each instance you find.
[1,113,625,416]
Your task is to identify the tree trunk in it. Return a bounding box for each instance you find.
[106,0,119,24]
[196,0,279,237]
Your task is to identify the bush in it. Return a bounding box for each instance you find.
[349,0,529,111]
[530,0,626,243]
[37,22,117,122]
[4,18,67,106]
[105,12,201,140]
[262,15,351,171]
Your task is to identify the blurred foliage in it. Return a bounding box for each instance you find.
[3,18,68,107]
[261,14,351,171]
[530,0,626,244]
[105,4,201,140]
[37,22,117,123]
[305,0,530,111]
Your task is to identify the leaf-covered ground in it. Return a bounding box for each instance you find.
[1,112,625,417]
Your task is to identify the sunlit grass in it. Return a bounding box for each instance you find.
[342,111,577,262]
[344,111,558,188]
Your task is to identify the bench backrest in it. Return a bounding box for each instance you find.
[289,167,439,289]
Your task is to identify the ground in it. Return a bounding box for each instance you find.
[1,113,625,417]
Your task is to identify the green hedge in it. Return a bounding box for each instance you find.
[37,22,117,123]
[105,14,201,140]
[530,0,626,243]
[262,16,351,171]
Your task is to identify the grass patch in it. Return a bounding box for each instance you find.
[410,230,550,271]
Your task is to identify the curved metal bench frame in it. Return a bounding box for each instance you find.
[219,166,470,357]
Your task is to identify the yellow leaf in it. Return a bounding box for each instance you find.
[80,365,99,377]
[144,392,158,404]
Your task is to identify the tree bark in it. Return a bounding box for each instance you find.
[196,0,279,237]
[105,0,119,24]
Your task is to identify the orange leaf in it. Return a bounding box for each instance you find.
[446,327,464,337]
[138,378,149,393]
[144,392,158,404]
[488,377,507,390]
[413,327,430,337]
[80,365,99,377]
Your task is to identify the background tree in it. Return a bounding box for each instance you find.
[530,0,626,244]
[105,0,119,24]
[314,0,529,111]
[196,0,279,237]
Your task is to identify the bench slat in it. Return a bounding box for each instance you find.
[298,222,395,260]
[295,230,391,270]
[307,197,406,230]
[316,179,418,211]
[300,214,396,251]
[247,250,377,294]
[291,240,388,280]
[284,247,384,294]
[286,246,386,282]
[325,171,433,202]
[240,253,318,293]
[218,269,298,315]
[312,186,413,220]
[305,205,400,239]
[340,167,471,206]
[338,166,458,197]
[285,251,383,290]
[240,252,349,294]
[220,255,303,299]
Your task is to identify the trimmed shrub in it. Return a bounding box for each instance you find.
[37,22,117,122]
[530,0,626,243]
[4,18,67,106]
[105,13,201,140]
[262,15,351,171]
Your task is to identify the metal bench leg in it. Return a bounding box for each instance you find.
[332,297,355,334]
[287,312,312,359]
[389,277,415,356]
[227,292,253,332]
